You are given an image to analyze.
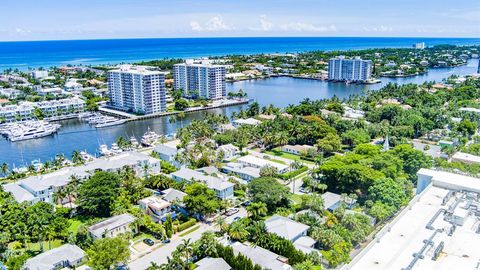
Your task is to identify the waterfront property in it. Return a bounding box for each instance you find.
[344,169,480,270]
[108,65,167,114]
[328,56,372,83]
[232,118,261,127]
[230,242,293,270]
[3,151,160,204]
[173,59,227,100]
[88,213,137,240]
[24,244,86,270]
[170,167,234,199]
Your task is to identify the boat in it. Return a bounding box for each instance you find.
[130,136,139,148]
[141,128,160,146]
[80,151,94,162]
[95,118,126,128]
[7,121,61,142]
[110,143,123,154]
[99,144,111,156]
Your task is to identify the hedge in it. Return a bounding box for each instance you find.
[278,166,308,180]
[175,218,197,233]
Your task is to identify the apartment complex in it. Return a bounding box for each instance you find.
[328,56,372,82]
[173,59,226,100]
[108,65,167,114]
[0,97,85,122]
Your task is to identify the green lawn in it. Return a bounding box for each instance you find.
[264,148,315,165]
[8,239,63,253]
[179,225,200,237]
[67,219,84,234]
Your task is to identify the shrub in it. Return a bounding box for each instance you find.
[175,218,197,232]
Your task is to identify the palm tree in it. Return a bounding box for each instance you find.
[27,164,36,175]
[247,202,268,220]
[44,226,56,250]
[228,222,249,241]
[1,163,8,177]
[178,238,193,263]
[214,216,228,233]
[71,150,83,165]
[52,188,66,205]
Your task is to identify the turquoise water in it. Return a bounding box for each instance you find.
[1,37,479,70]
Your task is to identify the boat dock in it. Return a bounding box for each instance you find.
[98,98,249,121]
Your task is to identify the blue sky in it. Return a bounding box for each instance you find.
[1,0,479,41]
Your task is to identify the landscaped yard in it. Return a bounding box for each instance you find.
[264,148,315,165]
[8,239,63,253]
[291,194,304,205]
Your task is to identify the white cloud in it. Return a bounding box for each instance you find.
[279,23,337,32]
[250,15,274,31]
[363,25,393,32]
[190,16,233,32]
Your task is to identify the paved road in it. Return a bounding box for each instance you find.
[128,223,213,270]
[225,207,248,224]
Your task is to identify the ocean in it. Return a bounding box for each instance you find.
[0,37,479,71]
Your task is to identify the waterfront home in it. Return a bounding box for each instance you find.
[30,70,49,79]
[218,123,236,133]
[154,139,181,168]
[3,151,159,204]
[24,244,86,270]
[138,196,173,222]
[88,213,136,240]
[230,242,292,270]
[281,144,316,156]
[232,118,261,127]
[170,168,234,199]
[195,258,231,270]
[237,155,289,174]
[322,192,356,211]
[217,144,239,160]
[222,162,261,182]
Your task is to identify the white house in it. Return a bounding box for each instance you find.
[217,144,239,160]
[230,242,292,270]
[222,162,261,182]
[138,196,173,222]
[154,140,181,168]
[88,213,137,240]
[322,192,356,211]
[237,155,289,174]
[170,168,235,199]
[24,244,86,270]
[265,215,310,242]
[281,144,316,156]
[451,152,480,165]
[232,118,261,127]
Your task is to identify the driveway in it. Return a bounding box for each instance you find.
[128,223,213,270]
[224,207,248,224]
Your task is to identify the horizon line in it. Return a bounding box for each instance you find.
[1,35,479,43]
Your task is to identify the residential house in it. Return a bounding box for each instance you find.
[170,168,235,199]
[237,155,289,174]
[88,213,137,240]
[24,244,86,270]
[281,144,316,156]
[195,258,231,270]
[451,152,480,165]
[154,140,181,168]
[265,215,310,242]
[217,144,239,160]
[230,242,292,270]
[232,118,261,127]
[139,196,173,222]
[221,162,261,182]
[322,192,356,211]
[161,188,187,203]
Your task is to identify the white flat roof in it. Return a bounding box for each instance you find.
[452,152,480,164]
[237,155,289,171]
[346,185,480,270]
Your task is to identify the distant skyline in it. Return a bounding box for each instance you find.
[1,0,479,41]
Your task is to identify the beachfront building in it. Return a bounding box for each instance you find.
[108,65,167,114]
[170,168,234,199]
[173,59,226,100]
[3,152,160,204]
[24,244,86,270]
[344,169,480,270]
[413,42,426,49]
[328,56,372,83]
[88,213,137,240]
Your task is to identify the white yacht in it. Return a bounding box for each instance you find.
[95,118,126,128]
[110,143,123,154]
[130,136,139,148]
[141,128,160,146]
[99,144,111,156]
[7,121,61,142]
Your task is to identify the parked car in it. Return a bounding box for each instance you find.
[143,238,154,246]
[233,216,241,222]
[162,239,171,244]
[226,208,240,216]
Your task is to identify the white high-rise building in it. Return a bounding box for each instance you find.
[413,42,426,49]
[108,65,167,114]
[328,56,372,82]
[173,59,226,100]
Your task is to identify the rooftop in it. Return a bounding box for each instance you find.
[451,151,480,164]
[195,257,231,270]
[237,155,289,171]
[170,168,235,191]
[87,213,136,239]
[230,242,292,270]
[161,188,187,202]
[138,196,171,210]
[265,215,310,242]
[24,244,85,270]
[233,118,262,126]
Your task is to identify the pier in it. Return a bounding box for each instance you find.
[98,98,250,121]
